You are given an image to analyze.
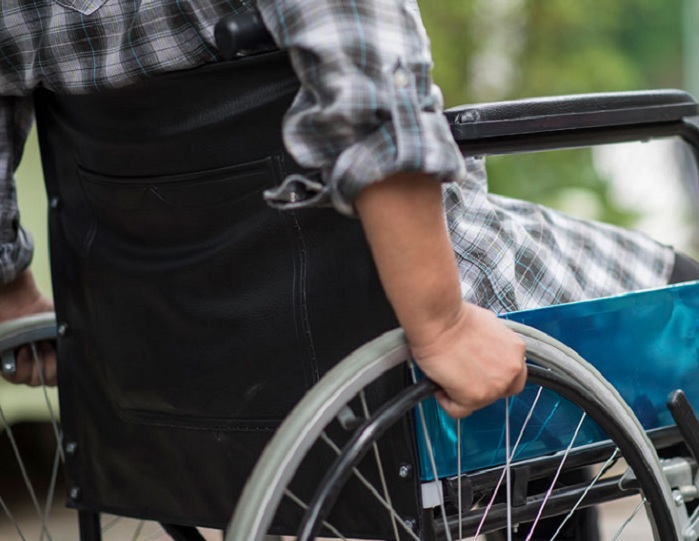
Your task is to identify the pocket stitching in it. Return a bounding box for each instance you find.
[78,157,277,211]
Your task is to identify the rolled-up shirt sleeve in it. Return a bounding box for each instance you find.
[257,0,466,215]
[0,96,34,284]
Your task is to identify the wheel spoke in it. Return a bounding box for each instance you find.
[549,448,620,541]
[610,498,647,541]
[102,515,124,533]
[142,527,168,541]
[0,404,54,541]
[410,362,453,541]
[359,391,401,540]
[684,510,699,541]
[473,387,544,540]
[524,412,588,541]
[130,519,146,541]
[39,444,63,541]
[514,401,562,461]
[319,432,422,541]
[0,493,27,541]
[505,397,513,541]
[283,489,349,540]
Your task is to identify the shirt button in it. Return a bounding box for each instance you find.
[393,68,410,89]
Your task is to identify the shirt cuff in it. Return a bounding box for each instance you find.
[265,62,466,215]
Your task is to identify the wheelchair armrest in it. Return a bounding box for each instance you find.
[446,90,697,139]
[446,90,699,157]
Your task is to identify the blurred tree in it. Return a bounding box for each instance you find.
[421,0,684,226]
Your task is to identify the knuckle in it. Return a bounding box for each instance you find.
[447,400,473,418]
[505,360,524,380]
[471,387,490,404]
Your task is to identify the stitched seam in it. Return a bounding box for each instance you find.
[290,210,320,383]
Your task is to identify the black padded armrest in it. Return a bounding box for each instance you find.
[446,90,699,157]
[446,90,698,141]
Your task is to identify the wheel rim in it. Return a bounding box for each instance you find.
[226,325,682,541]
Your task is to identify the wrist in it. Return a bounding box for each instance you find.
[0,268,39,295]
[0,269,53,323]
[356,170,467,348]
[405,299,469,355]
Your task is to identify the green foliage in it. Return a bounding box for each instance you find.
[421,0,684,225]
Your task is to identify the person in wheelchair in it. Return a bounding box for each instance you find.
[0,0,697,539]
[1,0,695,408]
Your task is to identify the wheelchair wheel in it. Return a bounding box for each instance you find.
[0,314,230,541]
[226,322,683,541]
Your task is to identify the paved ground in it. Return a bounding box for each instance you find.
[2,486,653,540]
[0,423,663,540]
[1,502,653,540]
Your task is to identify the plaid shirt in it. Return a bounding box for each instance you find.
[0,0,673,311]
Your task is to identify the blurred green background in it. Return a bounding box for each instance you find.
[421,0,699,256]
[16,131,50,295]
[422,0,687,221]
[14,0,699,298]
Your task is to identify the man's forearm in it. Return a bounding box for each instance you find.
[355,172,527,418]
[355,172,463,348]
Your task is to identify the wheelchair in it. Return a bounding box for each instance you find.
[4,13,699,541]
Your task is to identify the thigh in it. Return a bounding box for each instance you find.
[668,251,699,284]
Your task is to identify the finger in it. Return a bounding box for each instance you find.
[505,359,528,397]
[40,342,58,386]
[435,390,473,419]
[1,343,57,387]
[27,342,58,387]
[31,341,57,386]
[27,347,44,387]
[2,346,34,385]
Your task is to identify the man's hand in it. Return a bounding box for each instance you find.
[411,302,526,418]
[0,269,56,386]
[355,172,526,418]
